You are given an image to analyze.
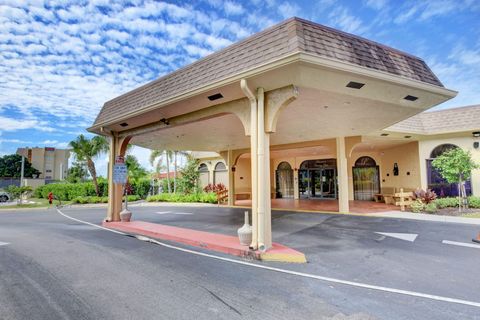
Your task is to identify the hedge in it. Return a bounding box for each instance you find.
[146,192,217,204]
[34,182,99,201]
[434,196,480,209]
[71,195,140,204]
[34,178,151,201]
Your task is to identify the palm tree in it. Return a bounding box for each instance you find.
[125,155,148,182]
[69,134,108,196]
[173,150,189,193]
[150,150,173,193]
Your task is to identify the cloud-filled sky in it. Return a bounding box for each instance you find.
[0,0,479,174]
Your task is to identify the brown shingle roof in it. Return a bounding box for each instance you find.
[386,104,480,134]
[92,17,443,127]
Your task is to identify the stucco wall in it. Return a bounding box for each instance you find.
[418,137,480,196]
[379,142,421,191]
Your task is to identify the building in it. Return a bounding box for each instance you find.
[90,17,457,250]
[195,105,480,202]
[16,147,70,184]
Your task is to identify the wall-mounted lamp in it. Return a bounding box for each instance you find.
[393,163,399,176]
[474,142,479,149]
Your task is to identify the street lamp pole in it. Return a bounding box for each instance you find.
[20,153,25,187]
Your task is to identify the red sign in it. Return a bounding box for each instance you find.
[115,156,125,164]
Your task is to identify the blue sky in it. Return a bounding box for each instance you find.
[0,0,479,174]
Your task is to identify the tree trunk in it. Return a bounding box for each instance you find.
[87,158,100,196]
[166,152,171,193]
[174,151,177,193]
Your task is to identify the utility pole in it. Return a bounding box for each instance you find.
[20,153,25,187]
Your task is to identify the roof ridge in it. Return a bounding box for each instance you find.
[423,104,480,114]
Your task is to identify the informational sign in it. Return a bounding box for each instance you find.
[113,164,128,184]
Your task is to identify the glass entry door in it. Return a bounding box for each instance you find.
[299,168,337,199]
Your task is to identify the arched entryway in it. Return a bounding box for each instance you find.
[298,159,337,199]
[213,162,228,186]
[275,161,293,198]
[352,156,380,200]
[427,144,472,197]
[198,163,209,188]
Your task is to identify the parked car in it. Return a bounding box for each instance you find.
[0,191,10,202]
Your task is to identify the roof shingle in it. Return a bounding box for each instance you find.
[92,17,443,127]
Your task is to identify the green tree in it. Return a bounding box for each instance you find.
[150,150,173,193]
[177,155,200,194]
[0,154,41,178]
[173,151,189,193]
[69,134,108,196]
[5,185,33,204]
[125,155,148,183]
[66,161,89,183]
[432,148,479,210]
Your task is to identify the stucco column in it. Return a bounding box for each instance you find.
[263,131,272,249]
[106,134,130,222]
[227,150,235,206]
[293,167,299,200]
[107,136,121,222]
[336,136,349,213]
[249,89,259,249]
[256,87,267,251]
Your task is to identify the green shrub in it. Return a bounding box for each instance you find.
[146,192,216,204]
[468,196,480,208]
[434,197,459,209]
[424,202,438,214]
[130,179,151,199]
[410,199,425,213]
[34,182,98,201]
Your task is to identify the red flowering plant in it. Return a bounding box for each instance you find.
[203,183,227,193]
[412,188,437,204]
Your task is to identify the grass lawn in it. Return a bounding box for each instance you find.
[462,212,480,218]
[0,198,70,209]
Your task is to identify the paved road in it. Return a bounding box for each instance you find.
[1,205,479,319]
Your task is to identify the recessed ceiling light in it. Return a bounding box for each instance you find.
[324,105,329,109]
[208,93,223,101]
[346,81,365,89]
[381,133,389,136]
[120,122,128,127]
[404,135,412,138]
[404,95,418,101]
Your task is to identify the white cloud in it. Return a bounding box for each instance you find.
[365,0,388,10]
[278,2,300,19]
[224,1,244,15]
[328,7,367,34]
[0,116,38,131]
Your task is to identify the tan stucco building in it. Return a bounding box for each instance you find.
[194,105,480,203]
[90,17,458,251]
[17,147,70,184]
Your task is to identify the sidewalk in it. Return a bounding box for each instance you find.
[369,211,480,225]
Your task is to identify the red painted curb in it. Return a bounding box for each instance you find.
[102,221,305,260]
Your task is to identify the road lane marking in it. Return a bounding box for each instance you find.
[56,208,480,309]
[0,241,9,246]
[442,240,480,249]
[375,232,418,242]
[155,211,193,215]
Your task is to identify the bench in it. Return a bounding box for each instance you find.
[216,189,228,204]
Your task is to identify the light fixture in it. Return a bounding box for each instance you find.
[160,118,170,125]
[119,122,128,127]
[346,81,365,89]
[381,133,389,136]
[473,131,480,137]
[404,135,411,138]
[404,95,418,101]
[208,93,223,101]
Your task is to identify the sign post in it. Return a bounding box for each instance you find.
[113,156,131,222]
